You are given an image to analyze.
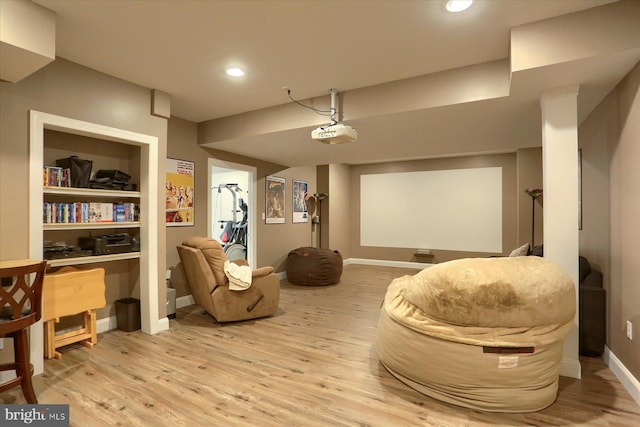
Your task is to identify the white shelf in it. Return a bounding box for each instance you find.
[44,186,140,198]
[47,252,141,267]
[31,110,165,360]
[43,221,140,230]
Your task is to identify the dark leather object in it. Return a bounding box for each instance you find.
[56,156,92,188]
[579,259,606,357]
[532,248,606,357]
[286,247,343,286]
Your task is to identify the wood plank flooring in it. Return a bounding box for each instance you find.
[2,264,639,426]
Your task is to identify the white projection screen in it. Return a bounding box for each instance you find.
[360,167,502,252]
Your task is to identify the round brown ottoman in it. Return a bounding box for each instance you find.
[286,247,343,286]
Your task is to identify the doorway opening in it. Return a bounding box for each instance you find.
[208,159,256,266]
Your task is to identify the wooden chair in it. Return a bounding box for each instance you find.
[42,266,106,359]
[0,259,47,404]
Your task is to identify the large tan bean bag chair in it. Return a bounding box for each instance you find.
[378,256,576,413]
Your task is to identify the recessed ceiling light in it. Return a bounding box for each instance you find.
[446,0,473,13]
[226,68,245,77]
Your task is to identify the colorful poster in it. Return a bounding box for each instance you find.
[292,180,309,223]
[166,158,194,226]
[265,175,285,224]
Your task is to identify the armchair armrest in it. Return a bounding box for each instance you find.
[230,259,274,278]
[252,266,274,278]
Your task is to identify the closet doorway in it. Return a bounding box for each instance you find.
[208,159,257,266]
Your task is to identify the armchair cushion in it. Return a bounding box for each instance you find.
[182,236,228,288]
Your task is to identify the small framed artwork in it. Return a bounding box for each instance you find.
[292,179,309,223]
[166,158,194,226]
[265,175,285,224]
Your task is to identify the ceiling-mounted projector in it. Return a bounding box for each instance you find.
[311,123,358,144]
[309,88,358,144]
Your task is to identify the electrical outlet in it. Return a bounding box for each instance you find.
[0,338,3,349]
[626,321,633,340]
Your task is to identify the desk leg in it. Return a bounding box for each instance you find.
[88,310,97,345]
[43,320,55,359]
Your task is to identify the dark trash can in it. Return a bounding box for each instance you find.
[115,297,141,332]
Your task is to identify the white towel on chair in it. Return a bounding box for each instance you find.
[223,260,252,291]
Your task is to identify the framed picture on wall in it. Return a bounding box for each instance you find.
[166,158,194,226]
[265,175,285,224]
[292,179,309,223]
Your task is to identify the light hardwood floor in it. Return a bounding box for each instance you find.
[2,264,639,426]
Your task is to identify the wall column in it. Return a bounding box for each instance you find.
[540,85,581,379]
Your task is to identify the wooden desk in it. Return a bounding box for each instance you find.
[42,266,106,359]
[0,259,42,269]
[1,259,42,287]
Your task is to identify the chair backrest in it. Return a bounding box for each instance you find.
[180,237,229,287]
[177,240,226,317]
[0,260,47,336]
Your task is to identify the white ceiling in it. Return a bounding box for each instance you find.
[33,0,639,166]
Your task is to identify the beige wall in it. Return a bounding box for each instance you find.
[166,117,318,287]
[327,164,352,258]
[517,147,544,248]
[579,61,640,379]
[0,58,168,319]
[348,153,518,264]
[255,165,318,272]
[166,117,211,297]
[511,0,640,72]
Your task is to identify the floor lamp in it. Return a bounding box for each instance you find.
[313,193,328,248]
[524,188,543,248]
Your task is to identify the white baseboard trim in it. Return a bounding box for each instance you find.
[96,312,174,335]
[559,358,582,379]
[155,317,170,333]
[176,294,195,309]
[604,346,640,406]
[343,258,432,270]
[276,258,430,282]
[97,316,117,334]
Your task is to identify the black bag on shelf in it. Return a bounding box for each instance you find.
[95,169,131,182]
[56,156,92,188]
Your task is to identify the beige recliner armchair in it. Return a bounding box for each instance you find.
[177,237,280,322]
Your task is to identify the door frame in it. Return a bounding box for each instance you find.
[207,158,257,267]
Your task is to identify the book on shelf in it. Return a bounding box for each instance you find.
[43,202,137,224]
[43,166,71,188]
[98,202,113,222]
[114,204,126,222]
